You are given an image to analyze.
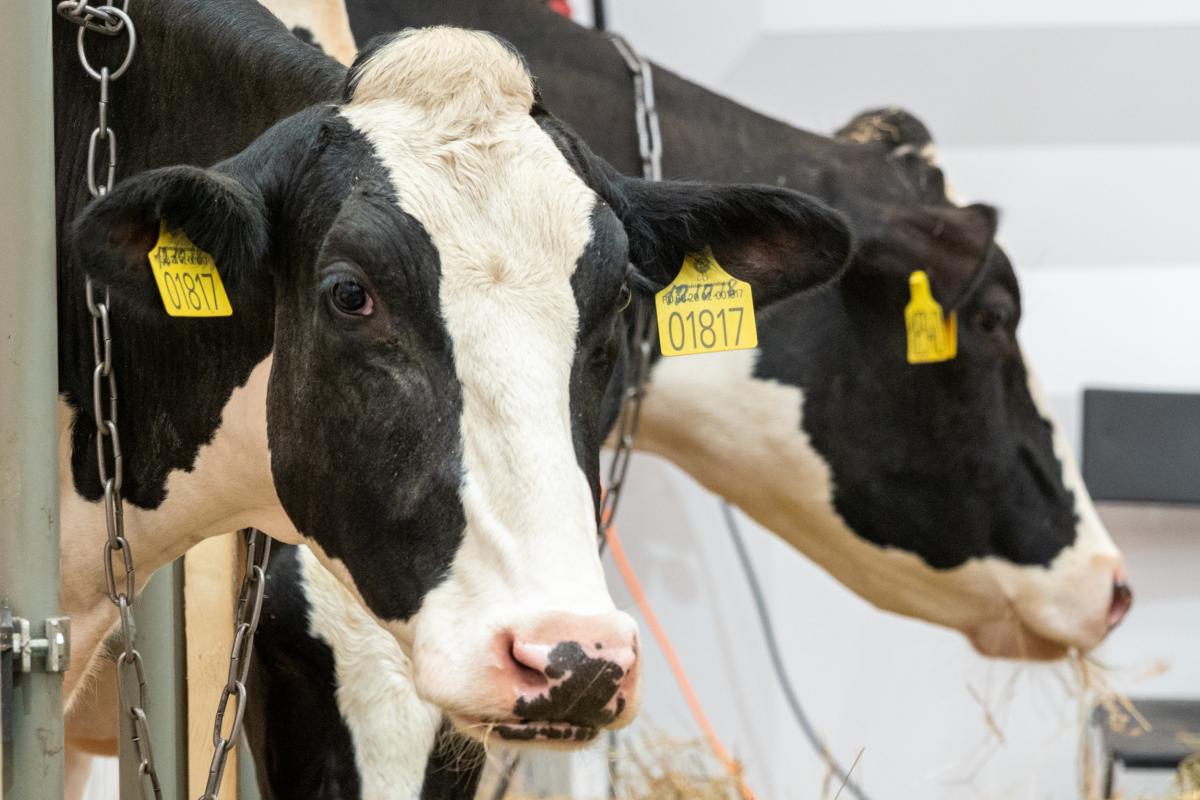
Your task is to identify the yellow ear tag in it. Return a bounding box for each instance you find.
[905,270,956,364]
[654,248,758,357]
[147,222,233,317]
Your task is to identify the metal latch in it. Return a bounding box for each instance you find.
[0,607,70,673]
[1,607,70,744]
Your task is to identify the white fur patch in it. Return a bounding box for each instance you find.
[299,547,443,798]
[636,346,1123,657]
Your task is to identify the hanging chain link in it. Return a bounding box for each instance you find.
[60,5,271,797]
[58,4,163,797]
[598,32,662,548]
[606,33,663,183]
[199,529,272,800]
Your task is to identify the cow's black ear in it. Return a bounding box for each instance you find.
[617,179,853,310]
[853,202,998,309]
[71,165,268,314]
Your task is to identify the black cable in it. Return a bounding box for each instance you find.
[720,501,873,800]
[592,0,607,31]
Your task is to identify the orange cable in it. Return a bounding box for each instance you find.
[605,522,757,800]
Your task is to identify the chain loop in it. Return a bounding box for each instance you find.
[200,529,272,800]
[74,7,137,80]
[606,33,663,182]
[598,33,661,548]
[61,0,137,200]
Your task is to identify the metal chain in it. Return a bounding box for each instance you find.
[58,4,163,797]
[199,529,272,800]
[61,6,271,798]
[598,301,652,549]
[606,33,663,183]
[598,32,662,549]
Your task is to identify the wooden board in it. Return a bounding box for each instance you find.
[184,532,239,799]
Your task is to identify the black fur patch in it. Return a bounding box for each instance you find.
[291,25,324,52]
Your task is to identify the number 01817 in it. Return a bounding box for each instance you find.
[664,307,745,353]
[158,268,224,314]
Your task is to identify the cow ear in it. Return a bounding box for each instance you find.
[617,179,853,309]
[71,165,268,315]
[853,202,998,309]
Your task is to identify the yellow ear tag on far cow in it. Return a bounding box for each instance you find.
[905,270,956,364]
[654,248,757,357]
[147,222,233,317]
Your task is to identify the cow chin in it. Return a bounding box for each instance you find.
[967,617,1070,661]
[972,528,1124,659]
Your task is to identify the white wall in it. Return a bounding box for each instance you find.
[593,3,1200,800]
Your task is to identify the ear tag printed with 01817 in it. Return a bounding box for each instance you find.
[147,221,233,317]
[905,270,956,363]
[654,248,757,357]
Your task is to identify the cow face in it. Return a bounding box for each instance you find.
[72,28,850,742]
[638,110,1128,660]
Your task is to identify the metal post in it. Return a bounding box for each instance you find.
[138,560,189,798]
[238,737,261,800]
[0,3,63,799]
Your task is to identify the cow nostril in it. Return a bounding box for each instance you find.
[508,639,550,690]
[1108,579,1133,629]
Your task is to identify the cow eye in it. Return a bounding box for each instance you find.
[975,303,1013,336]
[329,279,373,317]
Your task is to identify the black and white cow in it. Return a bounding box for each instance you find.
[273,0,1136,663]
[233,2,1136,798]
[54,3,851,791]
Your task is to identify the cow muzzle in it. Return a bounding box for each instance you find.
[449,611,640,746]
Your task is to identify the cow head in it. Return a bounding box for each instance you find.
[72,28,850,743]
[638,107,1128,660]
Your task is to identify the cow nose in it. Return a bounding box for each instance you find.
[502,613,638,727]
[1108,574,1133,630]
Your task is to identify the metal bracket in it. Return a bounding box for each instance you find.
[0,607,70,674]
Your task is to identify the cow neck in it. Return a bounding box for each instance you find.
[55,0,345,509]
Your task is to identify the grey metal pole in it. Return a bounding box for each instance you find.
[238,737,262,800]
[0,2,64,799]
[138,560,189,798]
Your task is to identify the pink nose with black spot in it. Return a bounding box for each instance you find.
[495,612,638,737]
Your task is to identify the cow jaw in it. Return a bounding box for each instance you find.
[637,347,1123,659]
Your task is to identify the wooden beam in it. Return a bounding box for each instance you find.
[184,533,240,799]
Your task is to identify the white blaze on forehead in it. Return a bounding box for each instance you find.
[349,27,534,129]
[339,28,615,676]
